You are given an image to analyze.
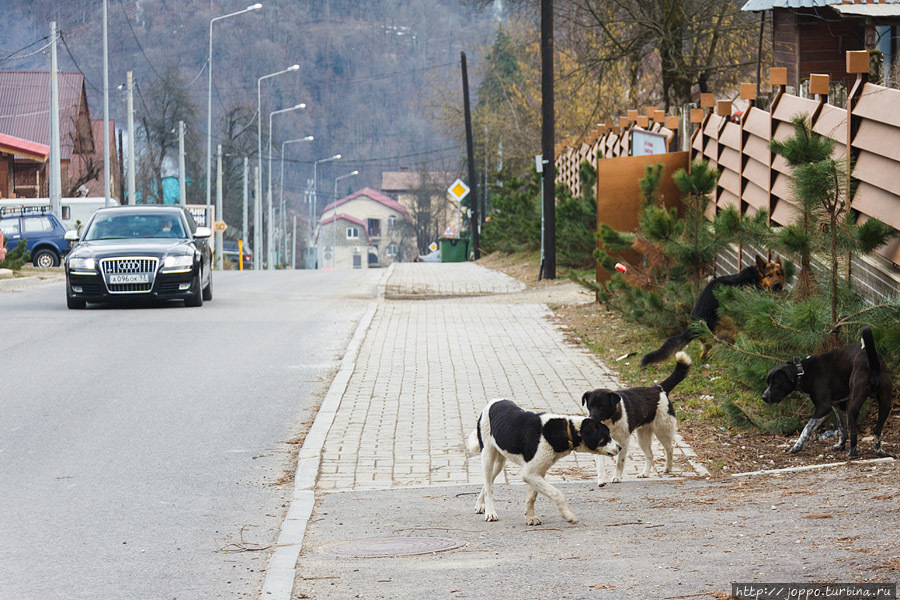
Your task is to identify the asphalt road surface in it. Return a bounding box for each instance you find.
[0,269,379,600]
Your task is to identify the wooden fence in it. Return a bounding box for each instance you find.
[559,51,900,301]
[692,53,900,300]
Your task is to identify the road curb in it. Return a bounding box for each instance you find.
[258,267,390,600]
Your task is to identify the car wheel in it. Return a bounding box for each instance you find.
[185,268,203,307]
[66,284,85,309]
[202,269,213,301]
[33,248,59,268]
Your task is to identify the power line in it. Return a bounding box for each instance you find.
[116,0,208,90]
[117,0,165,82]
[0,35,51,62]
[59,31,102,94]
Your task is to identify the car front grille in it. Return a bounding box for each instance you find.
[100,257,158,294]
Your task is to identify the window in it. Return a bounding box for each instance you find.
[387,215,397,232]
[22,216,53,233]
[367,218,381,238]
[0,218,19,236]
[346,227,359,239]
[386,242,399,257]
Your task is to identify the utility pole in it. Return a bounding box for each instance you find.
[215,144,223,270]
[461,51,479,260]
[178,121,186,207]
[127,71,136,205]
[540,0,556,279]
[242,157,249,253]
[117,130,125,201]
[292,215,297,269]
[483,124,488,225]
[254,167,261,270]
[102,0,111,206]
[48,22,62,215]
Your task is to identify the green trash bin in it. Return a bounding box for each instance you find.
[440,237,469,262]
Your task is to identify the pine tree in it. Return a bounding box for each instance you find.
[0,239,29,271]
[770,115,896,328]
[594,159,771,334]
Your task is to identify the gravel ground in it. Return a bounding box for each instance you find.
[295,459,899,600]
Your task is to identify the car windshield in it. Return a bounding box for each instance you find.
[83,213,187,241]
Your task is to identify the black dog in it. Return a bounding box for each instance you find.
[641,256,785,367]
[762,327,892,458]
[581,352,691,485]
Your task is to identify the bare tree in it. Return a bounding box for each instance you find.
[135,65,198,204]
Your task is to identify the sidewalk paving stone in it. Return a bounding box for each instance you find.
[317,263,708,493]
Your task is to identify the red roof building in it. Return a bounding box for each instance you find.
[0,71,115,198]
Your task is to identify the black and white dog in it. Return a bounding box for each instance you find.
[466,399,620,525]
[581,352,691,486]
[762,327,892,458]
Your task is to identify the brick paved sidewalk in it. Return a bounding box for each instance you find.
[316,263,708,492]
[384,262,524,298]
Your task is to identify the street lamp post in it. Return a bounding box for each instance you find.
[331,170,358,269]
[267,103,305,268]
[207,3,262,214]
[312,154,341,269]
[279,136,314,268]
[256,64,299,269]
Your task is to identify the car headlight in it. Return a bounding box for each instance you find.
[162,255,194,270]
[68,257,95,271]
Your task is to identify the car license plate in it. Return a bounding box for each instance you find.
[109,273,149,284]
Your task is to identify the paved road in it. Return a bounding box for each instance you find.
[0,269,379,600]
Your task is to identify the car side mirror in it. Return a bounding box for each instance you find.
[194,227,212,239]
[64,230,80,242]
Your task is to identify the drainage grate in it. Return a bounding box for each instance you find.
[322,536,465,558]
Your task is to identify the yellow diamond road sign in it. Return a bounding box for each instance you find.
[448,179,470,201]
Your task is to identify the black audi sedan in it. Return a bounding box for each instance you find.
[64,205,213,309]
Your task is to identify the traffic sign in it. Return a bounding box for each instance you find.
[448,178,470,201]
[214,220,227,232]
[429,242,438,252]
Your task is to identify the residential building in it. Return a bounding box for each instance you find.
[381,169,458,254]
[742,0,900,95]
[0,133,49,198]
[0,71,116,199]
[316,187,414,269]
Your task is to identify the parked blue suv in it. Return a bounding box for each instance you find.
[0,206,71,267]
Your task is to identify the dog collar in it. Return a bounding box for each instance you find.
[793,359,805,380]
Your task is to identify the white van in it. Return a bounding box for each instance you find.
[0,197,119,232]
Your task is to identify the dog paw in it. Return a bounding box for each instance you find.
[484,512,499,522]
[636,472,650,479]
[847,447,860,459]
[831,442,846,452]
[875,449,894,459]
[474,505,485,514]
[562,512,579,524]
[596,481,607,488]
[789,445,803,454]
[611,476,622,484]
[525,516,542,526]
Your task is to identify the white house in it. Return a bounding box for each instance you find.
[316,187,414,269]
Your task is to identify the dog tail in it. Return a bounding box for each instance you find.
[659,351,692,394]
[466,413,483,456]
[641,328,694,368]
[860,327,882,387]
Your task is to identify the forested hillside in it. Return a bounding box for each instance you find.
[4,1,501,217]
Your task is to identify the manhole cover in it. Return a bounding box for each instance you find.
[323,536,465,558]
